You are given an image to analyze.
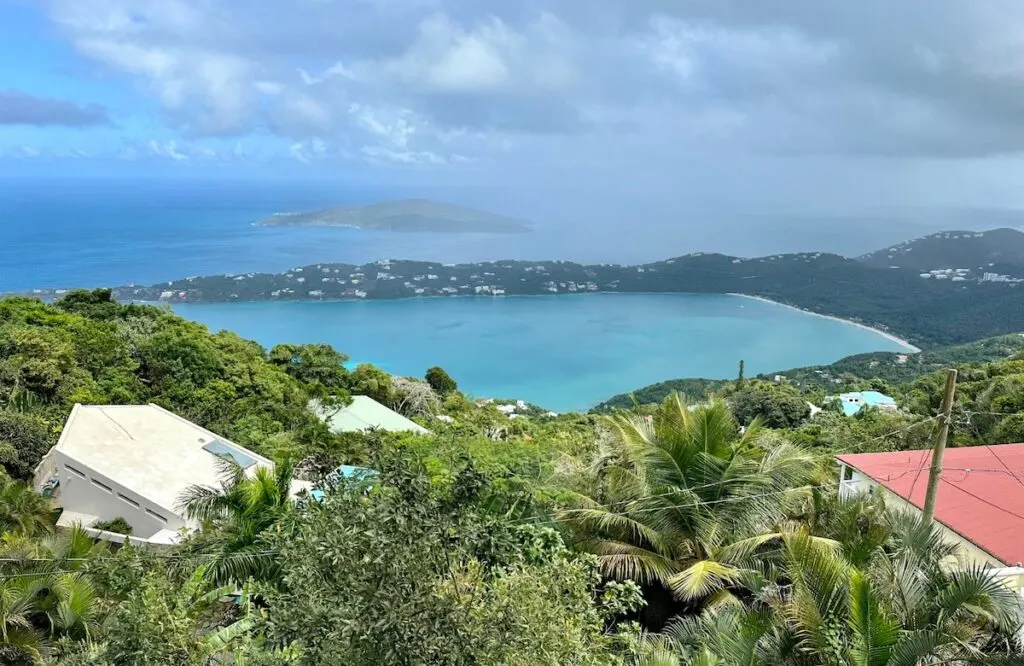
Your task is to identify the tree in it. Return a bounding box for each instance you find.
[425,366,458,395]
[563,396,821,620]
[347,363,396,406]
[391,376,440,416]
[258,460,643,664]
[0,473,52,536]
[177,461,296,586]
[728,380,810,429]
[645,512,1023,665]
[0,411,55,481]
[0,526,108,662]
[49,567,298,666]
[268,344,350,390]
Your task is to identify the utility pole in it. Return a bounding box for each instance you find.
[922,368,957,525]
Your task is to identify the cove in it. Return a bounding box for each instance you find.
[172,293,914,412]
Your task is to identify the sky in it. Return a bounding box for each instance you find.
[4,0,1024,229]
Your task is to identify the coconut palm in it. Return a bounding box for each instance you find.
[0,474,52,537]
[645,514,1024,665]
[564,395,822,607]
[177,460,295,586]
[0,525,106,661]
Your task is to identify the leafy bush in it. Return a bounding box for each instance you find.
[424,366,458,395]
[93,517,132,535]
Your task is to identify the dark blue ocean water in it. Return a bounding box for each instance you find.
[0,178,536,291]
[2,177,992,292]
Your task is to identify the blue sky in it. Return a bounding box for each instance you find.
[4,0,1024,219]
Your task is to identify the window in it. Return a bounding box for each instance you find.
[64,464,86,478]
[145,508,168,523]
[117,493,140,508]
[202,439,258,469]
[90,478,113,493]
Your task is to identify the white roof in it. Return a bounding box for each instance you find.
[315,396,430,434]
[55,404,273,516]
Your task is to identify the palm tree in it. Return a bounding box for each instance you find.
[177,460,295,586]
[563,395,822,607]
[0,525,107,660]
[644,514,1024,665]
[0,474,52,537]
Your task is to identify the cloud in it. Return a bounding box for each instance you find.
[39,0,1024,163]
[0,90,109,126]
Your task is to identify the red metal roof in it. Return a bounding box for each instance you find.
[837,444,1024,566]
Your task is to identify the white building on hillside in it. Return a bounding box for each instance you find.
[34,404,276,546]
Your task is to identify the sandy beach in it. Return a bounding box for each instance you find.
[729,293,922,353]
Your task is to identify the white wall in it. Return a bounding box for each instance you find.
[53,450,186,539]
[838,464,1004,569]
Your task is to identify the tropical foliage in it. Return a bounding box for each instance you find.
[643,514,1023,665]
[0,293,1021,663]
[177,461,297,586]
[564,396,822,616]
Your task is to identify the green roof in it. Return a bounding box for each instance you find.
[314,396,430,435]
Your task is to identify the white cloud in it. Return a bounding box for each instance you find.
[361,145,447,165]
[41,0,1024,169]
[146,140,188,160]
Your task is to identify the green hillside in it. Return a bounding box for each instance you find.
[2,290,1024,664]
[859,228,1024,271]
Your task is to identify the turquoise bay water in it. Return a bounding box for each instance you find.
[173,293,912,412]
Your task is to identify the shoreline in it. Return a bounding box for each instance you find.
[29,288,921,353]
[728,293,921,353]
[165,290,922,352]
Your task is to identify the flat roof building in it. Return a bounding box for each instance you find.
[34,404,274,545]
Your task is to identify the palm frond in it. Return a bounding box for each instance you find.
[848,569,898,666]
[667,560,744,602]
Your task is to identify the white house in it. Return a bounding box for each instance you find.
[33,404,276,546]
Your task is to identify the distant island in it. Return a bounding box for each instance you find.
[11,228,1024,348]
[256,199,532,234]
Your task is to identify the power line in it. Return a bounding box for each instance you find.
[522,483,839,528]
[939,477,1024,523]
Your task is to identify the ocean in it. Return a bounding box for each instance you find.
[0,177,992,292]
[173,294,913,411]
[1,178,923,408]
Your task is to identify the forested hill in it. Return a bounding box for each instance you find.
[256,199,532,233]
[595,332,1024,410]
[10,229,1024,348]
[858,227,1024,272]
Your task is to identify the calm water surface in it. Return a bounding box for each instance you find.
[173,293,913,411]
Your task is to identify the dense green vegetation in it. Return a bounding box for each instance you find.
[0,291,1022,663]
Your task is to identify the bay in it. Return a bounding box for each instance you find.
[173,293,913,412]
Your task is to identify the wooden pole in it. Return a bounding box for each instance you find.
[922,368,958,525]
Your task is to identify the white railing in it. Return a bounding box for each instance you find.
[839,478,861,500]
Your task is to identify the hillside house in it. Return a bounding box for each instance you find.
[315,395,429,435]
[33,404,278,546]
[837,445,1024,596]
[831,390,897,416]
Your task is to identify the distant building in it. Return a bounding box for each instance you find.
[830,391,898,416]
[33,404,278,546]
[314,396,429,435]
